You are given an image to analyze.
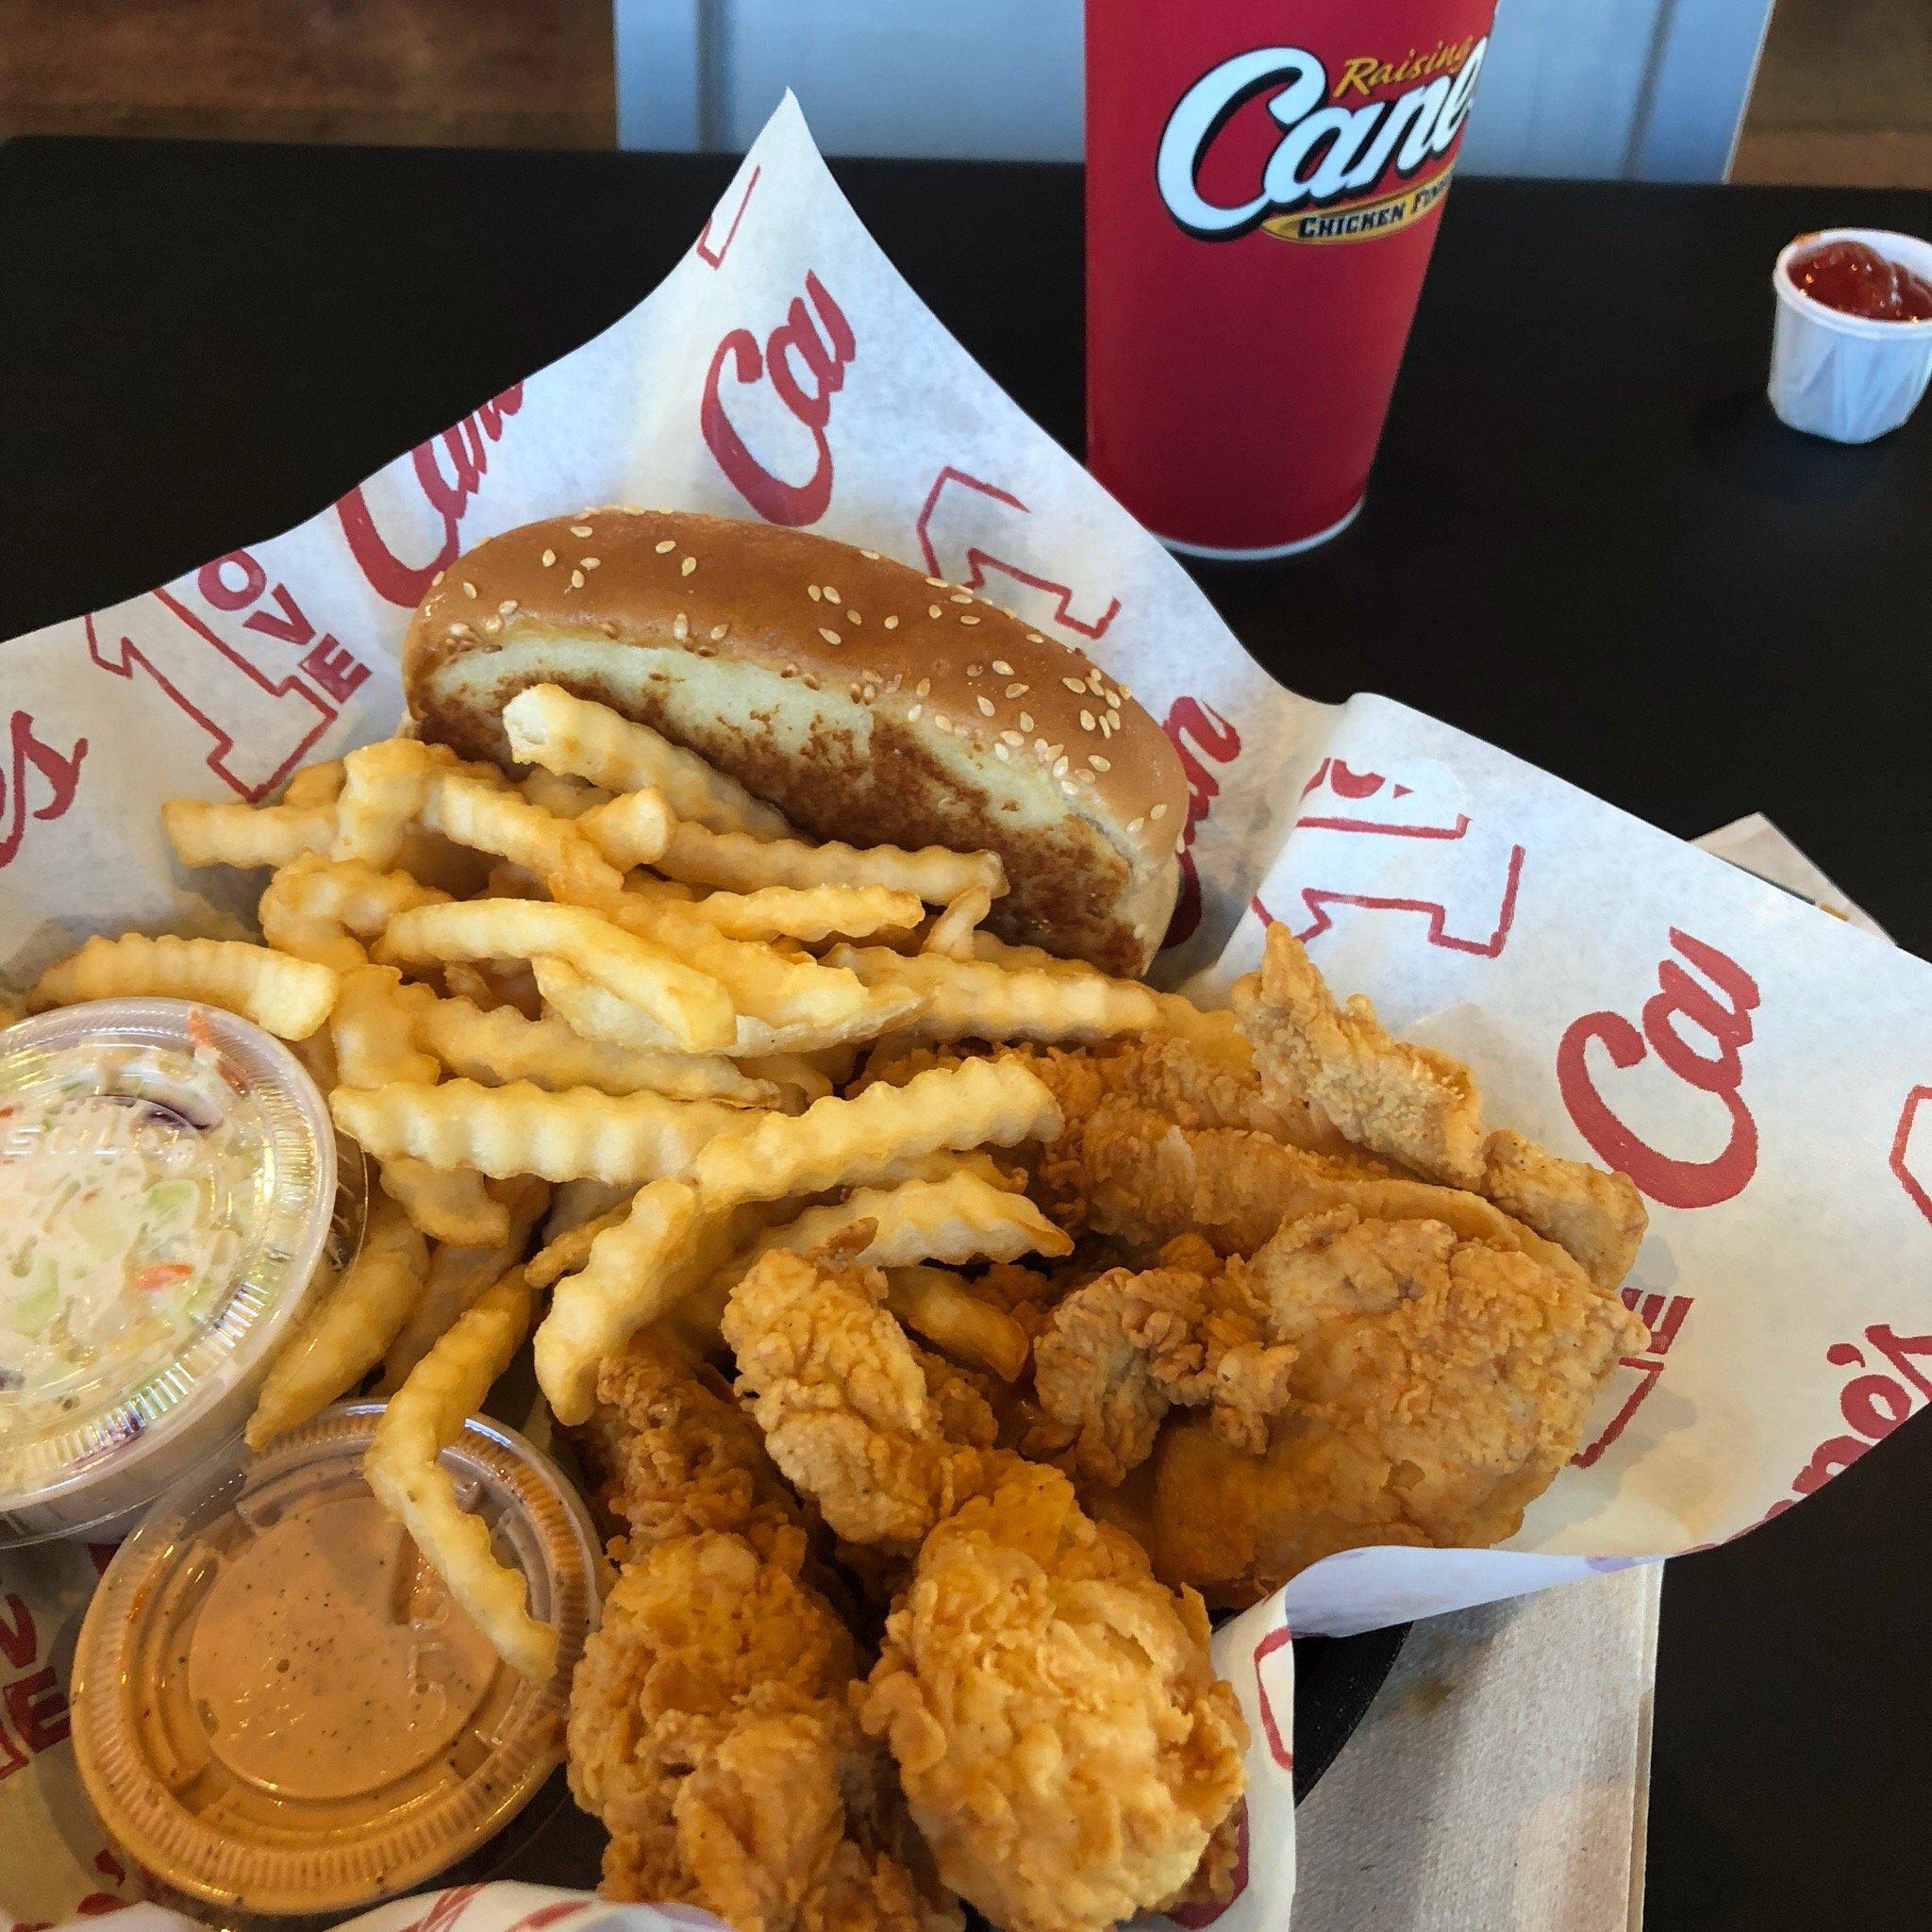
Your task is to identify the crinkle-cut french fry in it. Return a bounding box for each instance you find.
[721,1171,1069,1290]
[564,886,874,1033]
[441,958,541,1017]
[535,956,917,1059]
[332,739,441,869]
[577,789,674,870]
[0,992,22,1031]
[519,766,609,821]
[331,964,438,1086]
[378,1177,551,1392]
[380,1158,512,1247]
[483,862,547,901]
[422,770,625,902]
[412,991,775,1104]
[737,1052,835,1104]
[29,934,336,1040]
[162,797,337,871]
[246,1194,428,1449]
[654,818,1006,907]
[678,883,924,945]
[824,944,1169,1045]
[261,855,452,970]
[526,1200,630,1290]
[535,1060,1058,1422]
[885,1265,1031,1381]
[283,759,345,808]
[544,1177,634,1241]
[503,684,790,839]
[378,898,735,1055]
[966,932,1099,976]
[924,885,994,959]
[365,1265,558,1679]
[331,1078,747,1185]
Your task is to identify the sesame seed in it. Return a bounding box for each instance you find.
[1062,677,1087,693]
[483,615,502,634]
[846,609,862,625]
[432,569,445,587]
[1087,674,1106,695]
[917,679,931,697]
[809,586,824,601]
[447,622,471,640]
[1080,710,1096,731]
[965,663,983,677]
[1175,833,1186,855]
[824,584,842,603]
[710,624,728,641]
[908,705,922,722]
[924,576,947,589]
[1105,690,1122,709]
[655,538,676,555]
[1018,711,1034,731]
[462,581,477,598]
[1026,632,1044,642]
[883,615,900,629]
[951,591,973,605]
[861,548,881,560]
[962,615,985,627]
[1150,803,1168,821]
[1001,729,1024,746]
[1007,683,1029,698]
[674,613,690,639]
[1127,816,1144,834]
[498,598,518,615]
[1053,755,1069,776]
[541,549,557,567]
[976,696,995,717]
[928,605,943,620]
[934,715,952,735]
[582,557,601,570]
[600,621,620,639]
[1091,755,1110,772]
[1035,737,1050,755]
[783,662,797,677]
[991,659,1012,675]
[570,524,593,538]
[694,644,714,658]
[819,627,842,645]
[993,742,1010,761]
[1060,778,1079,798]
[570,569,585,589]
[803,674,821,691]
[1121,684,1134,700]
[681,557,697,577]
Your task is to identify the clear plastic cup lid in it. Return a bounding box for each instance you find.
[71,1402,603,1916]
[0,998,344,1522]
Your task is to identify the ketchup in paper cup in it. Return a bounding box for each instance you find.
[1771,226,1932,443]
[70,1402,601,1918]
[0,998,359,1544]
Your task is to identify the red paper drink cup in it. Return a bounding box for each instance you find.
[1086,0,1499,558]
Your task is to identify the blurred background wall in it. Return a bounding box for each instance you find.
[0,0,1925,188]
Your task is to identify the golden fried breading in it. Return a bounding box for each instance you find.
[1480,1128,1646,1291]
[1232,926,1485,1186]
[858,1460,1246,1932]
[1110,1206,1647,1607]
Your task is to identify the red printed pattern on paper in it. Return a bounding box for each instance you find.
[1252,756,1524,957]
[1765,1324,1932,1522]
[0,712,89,871]
[1161,696,1242,950]
[1557,930,1761,1209]
[702,274,854,525]
[337,386,525,608]
[914,467,1123,639]
[0,1593,70,1785]
[695,164,760,267]
[1573,1289,1693,1468]
[1890,1085,1932,1226]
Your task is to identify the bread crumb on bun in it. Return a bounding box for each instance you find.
[404,509,1188,974]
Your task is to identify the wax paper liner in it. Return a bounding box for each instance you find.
[7,95,1932,1932]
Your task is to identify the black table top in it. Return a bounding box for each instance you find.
[4,136,1930,1929]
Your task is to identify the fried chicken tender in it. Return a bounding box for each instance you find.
[858,1460,1247,1932]
[723,1248,998,1555]
[1232,925,1486,1186]
[568,1531,958,1930]
[1233,928,1646,1287]
[1030,1234,1296,1481]
[1100,1206,1648,1607]
[583,1332,808,1567]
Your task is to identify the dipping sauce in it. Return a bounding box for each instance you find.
[0,999,349,1547]
[72,1403,600,1916]
[1789,238,1932,323]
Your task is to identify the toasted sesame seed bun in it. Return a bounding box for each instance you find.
[403,509,1187,974]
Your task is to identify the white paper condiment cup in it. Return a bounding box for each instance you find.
[1771,227,1932,443]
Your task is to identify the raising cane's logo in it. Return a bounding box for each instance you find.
[1157,37,1488,244]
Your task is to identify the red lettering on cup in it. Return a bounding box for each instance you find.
[1557,930,1761,1208]
[1160,696,1242,949]
[0,712,89,871]
[336,384,525,606]
[914,468,1124,640]
[701,274,854,526]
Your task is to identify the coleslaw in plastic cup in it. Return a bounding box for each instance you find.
[0,997,361,1544]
